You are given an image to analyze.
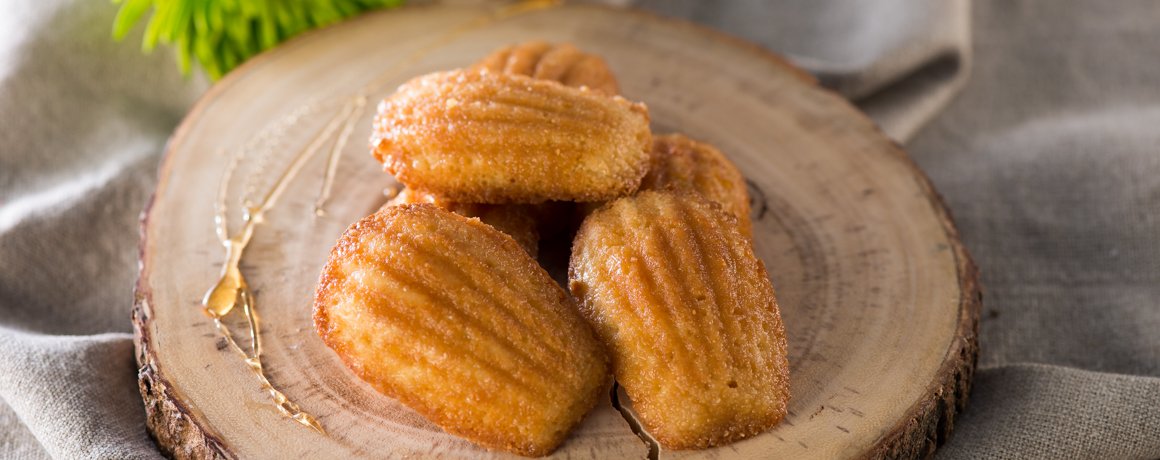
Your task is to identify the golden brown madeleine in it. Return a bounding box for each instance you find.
[473,41,620,95]
[315,204,610,456]
[568,191,790,449]
[371,69,651,204]
[384,188,540,257]
[641,134,753,237]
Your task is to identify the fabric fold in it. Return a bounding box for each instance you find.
[633,0,972,141]
[0,329,162,460]
[939,364,1160,459]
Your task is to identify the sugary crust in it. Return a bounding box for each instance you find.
[371,70,651,204]
[568,191,790,449]
[314,204,610,456]
[642,134,753,237]
[473,41,620,95]
[384,188,540,257]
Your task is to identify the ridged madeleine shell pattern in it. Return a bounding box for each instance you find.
[568,191,790,449]
[641,133,752,237]
[371,70,651,204]
[384,188,540,257]
[472,41,620,95]
[314,204,610,457]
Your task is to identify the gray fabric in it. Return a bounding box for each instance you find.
[937,364,1160,459]
[0,0,205,458]
[0,0,1156,459]
[634,0,971,143]
[908,2,1160,457]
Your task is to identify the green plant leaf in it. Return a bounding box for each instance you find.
[111,0,154,40]
[192,0,209,37]
[112,0,406,80]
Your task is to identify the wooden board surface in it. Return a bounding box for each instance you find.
[133,3,980,459]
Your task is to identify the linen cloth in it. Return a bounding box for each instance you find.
[0,0,1157,458]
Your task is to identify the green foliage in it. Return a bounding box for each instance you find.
[112,0,405,80]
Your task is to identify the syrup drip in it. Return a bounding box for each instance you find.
[201,0,562,436]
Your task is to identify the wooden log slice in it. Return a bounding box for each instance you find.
[134,4,979,459]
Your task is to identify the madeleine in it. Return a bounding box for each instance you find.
[315,204,610,456]
[569,190,789,449]
[371,69,651,204]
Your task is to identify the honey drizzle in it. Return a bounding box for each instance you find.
[312,97,367,216]
[202,0,561,436]
[203,101,361,434]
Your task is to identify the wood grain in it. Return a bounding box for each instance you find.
[134,4,979,459]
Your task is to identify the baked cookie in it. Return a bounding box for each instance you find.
[473,41,620,95]
[568,190,789,449]
[315,204,610,456]
[384,188,540,257]
[641,134,752,237]
[371,69,651,203]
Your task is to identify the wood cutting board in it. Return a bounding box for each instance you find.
[133,3,980,459]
